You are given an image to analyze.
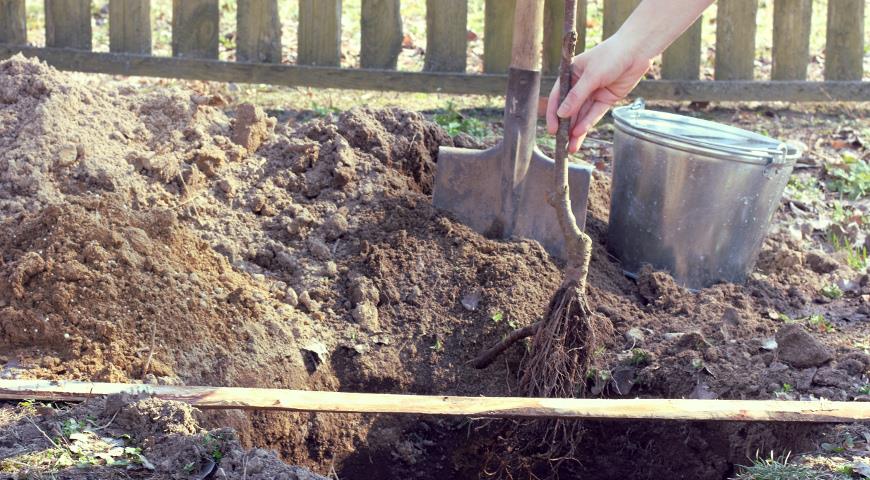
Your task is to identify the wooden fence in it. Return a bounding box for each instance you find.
[0,0,867,101]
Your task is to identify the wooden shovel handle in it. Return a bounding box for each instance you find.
[510,0,545,71]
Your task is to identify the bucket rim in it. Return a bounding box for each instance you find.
[612,103,803,167]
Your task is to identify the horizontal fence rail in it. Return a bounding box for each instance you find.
[0,0,867,101]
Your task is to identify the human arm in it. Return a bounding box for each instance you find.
[546,0,715,152]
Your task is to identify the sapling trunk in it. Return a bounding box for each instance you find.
[472,0,608,402]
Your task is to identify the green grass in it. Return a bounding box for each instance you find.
[820,284,843,300]
[826,153,870,200]
[732,452,818,480]
[805,314,835,333]
[433,102,491,139]
[628,348,651,366]
[830,233,869,271]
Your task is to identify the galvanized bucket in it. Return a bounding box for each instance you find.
[607,101,802,289]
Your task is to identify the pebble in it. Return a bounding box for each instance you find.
[624,327,645,346]
[285,287,299,307]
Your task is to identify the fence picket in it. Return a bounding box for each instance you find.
[45,0,92,50]
[483,0,515,73]
[772,0,812,80]
[542,0,587,75]
[298,0,341,67]
[425,0,467,72]
[825,0,864,81]
[602,0,638,40]
[662,17,702,80]
[109,0,151,55]
[0,0,26,45]
[361,0,401,69]
[714,0,758,80]
[237,0,281,63]
[172,0,219,59]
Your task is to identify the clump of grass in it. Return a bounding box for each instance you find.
[433,102,490,139]
[628,348,651,366]
[826,152,869,200]
[830,232,868,271]
[820,284,843,300]
[732,452,817,480]
[805,314,835,334]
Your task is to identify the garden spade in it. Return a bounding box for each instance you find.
[433,0,592,259]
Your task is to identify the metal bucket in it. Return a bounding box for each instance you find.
[607,101,802,289]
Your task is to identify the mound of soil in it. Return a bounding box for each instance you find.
[0,55,867,479]
[0,394,325,479]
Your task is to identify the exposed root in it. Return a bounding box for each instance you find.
[471,322,540,369]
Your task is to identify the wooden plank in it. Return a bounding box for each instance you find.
[772,0,812,80]
[236,0,282,63]
[662,17,702,80]
[824,0,864,81]
[2,47,868,101]
[602,0,638,40]
[360,0,402,69]
[45,0,92,50]
[297,0,341,67]
[0,0,27,45]
[483,0,515,73]
[425,0,468,72]
[714,0,758,80]
[1,380,868,423]
[543,0,587,75]
[172,0,219,59]
[109,0,151,55]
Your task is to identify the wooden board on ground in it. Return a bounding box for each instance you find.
[0,380,867,423]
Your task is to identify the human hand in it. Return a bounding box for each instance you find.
[546,35,652,153]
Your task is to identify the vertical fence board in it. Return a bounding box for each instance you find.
[483,0,515,73]
[825,0,864,81]
[602,0,637,40]
[237,0,281,63]
[714,0,758,80]
[298,0,341,66]
[109,0,151,54]
[772,0,812,80]
[662,17,702,80]
[425,0,467,72]
[172,0,219,59]
[0,0,26,44]
[543,0,587,75]
[45,0,92,50]
[361,0,401,69]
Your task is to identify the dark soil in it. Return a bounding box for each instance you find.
[0,56,867,479]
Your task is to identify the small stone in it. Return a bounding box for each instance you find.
[461,289,482,311]
[352,301,379,330]
[325,261,338,277]
[761,337,778,351]
[624,327,645,346]
[299,291,319,312]
[323,213,349,240]
[56,142,79,167]
[663,332,685,341]
[805,251,839,274]
[285,287,298,307]
[775,323,833,368]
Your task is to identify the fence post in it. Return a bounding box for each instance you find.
[45,0,92,50]
[361,0,402,69]
[298,0,341,66]
[109,0,151,54]
[483,0,515,73]
[772,0,812,80]
[825,0,864,81]
[425,0,467,72]
[0,0,26,44]
[662,17,702,80]
[714,0,758,80]
[602,0,638,40]
[237,0,282,63]
[172,0,219,59]
[543,0,587,75]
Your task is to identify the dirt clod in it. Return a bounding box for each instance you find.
[775,323,834,368]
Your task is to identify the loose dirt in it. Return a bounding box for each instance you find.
[0,55,867,479]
